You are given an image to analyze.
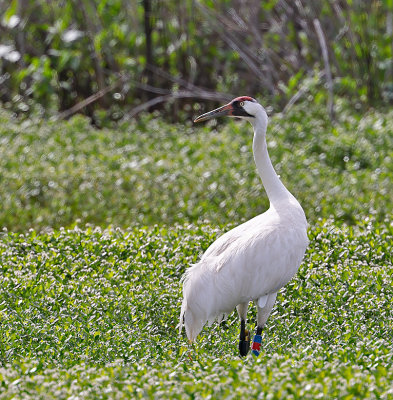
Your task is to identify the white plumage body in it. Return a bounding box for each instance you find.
[181,199,308,341]
[180,97,308,344]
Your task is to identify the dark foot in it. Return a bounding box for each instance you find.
[239,332,250,356]
[239,319,250,357]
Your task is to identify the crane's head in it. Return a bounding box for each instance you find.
[194,96,263,123]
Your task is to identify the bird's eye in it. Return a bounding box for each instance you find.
[239,101,244,107]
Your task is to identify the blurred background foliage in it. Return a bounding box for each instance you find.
[1,0,393,124]
[1,0,393,230]
[0,101,392,230]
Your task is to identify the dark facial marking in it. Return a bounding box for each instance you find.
[231,98,254,118]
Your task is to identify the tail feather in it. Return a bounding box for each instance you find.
[180,260,229,341]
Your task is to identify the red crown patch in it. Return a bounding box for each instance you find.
[232,96,256,103]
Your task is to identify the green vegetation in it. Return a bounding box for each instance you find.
[1,1,392,121]
[0,98,392,397]
[1,99,392,231]
[0,220,392,398]
[1,1,392,397]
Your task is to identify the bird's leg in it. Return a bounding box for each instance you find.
[251,325,263,357]
[252,293,277,357]
[239,319,250,357]
[236,302,250,357]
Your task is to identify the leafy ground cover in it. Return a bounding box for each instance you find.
[0,100,392,398]
[0,218,392,399]
[0,99,392,231]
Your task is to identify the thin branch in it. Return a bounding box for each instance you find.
[123,90,232,120]
[56,70,232,121]
[55,76,124,120]
[282,70,324,114]
[195,2,276,94]
[123,94,173,119]
[146,64,234,101]
[79,0,107,106]
[313,18,335,120]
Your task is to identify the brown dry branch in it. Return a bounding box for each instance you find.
[56,68,232,121]
[55,76,125,120]
[123,90,232,120]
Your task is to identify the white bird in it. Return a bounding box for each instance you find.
[179,96,309,357]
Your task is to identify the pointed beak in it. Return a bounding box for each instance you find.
[194,103,234,123]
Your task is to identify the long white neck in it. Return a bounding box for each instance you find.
[251,114,293,206]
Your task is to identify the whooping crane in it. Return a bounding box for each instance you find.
[180,97,308,357]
